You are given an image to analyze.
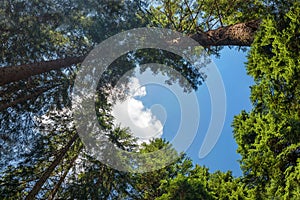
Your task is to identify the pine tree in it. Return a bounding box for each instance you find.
[232,3,300,199]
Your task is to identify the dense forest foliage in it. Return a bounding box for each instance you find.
[0,0,299,199]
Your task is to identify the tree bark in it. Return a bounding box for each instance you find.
[0,56,85,86]
[0,84,61,111]
[190,20,261,47]
[0,20,261,86]
[25,133,79,200]
[48,151,80,200]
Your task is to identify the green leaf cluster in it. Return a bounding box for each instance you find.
[233,3,300,199]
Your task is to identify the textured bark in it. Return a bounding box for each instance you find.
[190,20,261,47]
[0,56,85,86]
[25,133,79,200]
[48,152,80,200]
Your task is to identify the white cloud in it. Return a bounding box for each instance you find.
[127,77,147,97]
[111,77,163,142]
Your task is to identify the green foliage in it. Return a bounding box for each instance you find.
[156,165,246,200]
[0,0,148,66]
[156,165,212,200]
[233,3,300,199]
[125,139,193,199]
[147,0,295,33]
[1,0,300,199]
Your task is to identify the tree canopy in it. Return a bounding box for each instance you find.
[0,0,299,199]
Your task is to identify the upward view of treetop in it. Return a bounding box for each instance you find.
[0,0,299,199]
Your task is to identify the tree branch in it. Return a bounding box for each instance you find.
[25,133,79,200]
[190,20,261,47]
[0,84,61,111]
[48,150,80,200]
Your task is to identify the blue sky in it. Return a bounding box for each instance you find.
[188,47,254,177]
[111,47,254,177]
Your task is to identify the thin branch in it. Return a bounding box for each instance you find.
[164,0,178,30]
[48,149,81,200]
[25,133,79,200]
[214,0,223,27]
[0,84,62,111]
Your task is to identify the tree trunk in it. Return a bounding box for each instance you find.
[25,133,79,200]
[0,56,85,86]
[48,150,80,200]
[0,20,261,86]
[0,84,61,111]
[190,20,261,47]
